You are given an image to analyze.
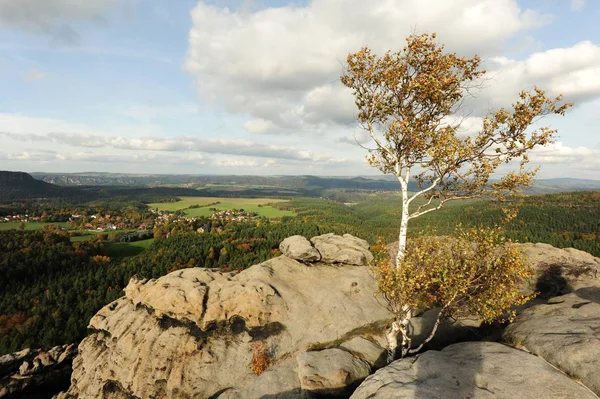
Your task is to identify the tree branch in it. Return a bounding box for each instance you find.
[407,177,440,204]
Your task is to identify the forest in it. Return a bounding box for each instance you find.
[0,190,599,355]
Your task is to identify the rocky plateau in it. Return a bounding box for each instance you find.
[9,233,594,399]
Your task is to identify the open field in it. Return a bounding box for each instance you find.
[147,197,296,218]
[0,222,70,231]
[107,238,154,258]
[70,233,98,242]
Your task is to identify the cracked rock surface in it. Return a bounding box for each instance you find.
[351,342,597,399]
[503,286,600,396]
[517,243,600,297]
[55,234,392,399]
[0,344,76,398]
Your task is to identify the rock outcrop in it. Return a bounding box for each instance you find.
[279,235,320,262]
[56,234,392,399]
[503,286,600,396]
[56,235,600,399]
[517,243,600,297]
[0,344,76,398]
[310,233,373,266]
[351,341,597,399]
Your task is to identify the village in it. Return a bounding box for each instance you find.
[0,207,260,234]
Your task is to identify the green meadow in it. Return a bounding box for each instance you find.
[107,238,155,258]
[147,197,295,218]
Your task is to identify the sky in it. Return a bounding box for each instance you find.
[0,0,598,178]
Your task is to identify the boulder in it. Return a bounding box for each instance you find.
[0,344,75,398]
[56,234,393,399]
[339,336,387,370]
[409,308,483,350]
[0,348,40,376]
[279,235,321,262]
[351,341,597,399]
[297,348,371,396]
[503,286,600,396]
[311,233,373,266]
[517,243,600,297]
[220,337,387,399]
[218,358,302,399]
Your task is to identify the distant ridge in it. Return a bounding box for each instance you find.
[0,170,71,201]
[525,178,600,194]
[30,172,600,194]
[0,171,36,182]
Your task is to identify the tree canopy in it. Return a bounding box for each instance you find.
[341,32,572,263]
[342,32,572,360]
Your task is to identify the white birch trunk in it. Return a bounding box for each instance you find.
[395,180,410,269]
[385,174,413,362]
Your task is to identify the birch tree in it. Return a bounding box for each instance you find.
[341,33,572,359]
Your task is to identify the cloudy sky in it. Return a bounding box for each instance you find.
[0,0,598,178]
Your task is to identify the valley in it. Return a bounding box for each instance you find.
[1,171,599,397]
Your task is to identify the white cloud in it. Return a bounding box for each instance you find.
[216,159,259,167]
[530,141,599,164]
[0,113,337,163]
[0,150,209,166]
[24,68,47,81]
[338,131,371,146]
[571,0,585,11]
[3,152,34,161]
[478,41,600,112]
[262,159,277,168]
[185,0,551,133]
[440,115,485,137]
[243,118,273,134]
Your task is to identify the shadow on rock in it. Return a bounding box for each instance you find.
[535,263,568,299]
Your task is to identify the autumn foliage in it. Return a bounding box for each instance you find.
[342,32,572,266]
[341,33,572,203]
[371,222,535,352]
[343,32,570,358]
[250,341,271,376]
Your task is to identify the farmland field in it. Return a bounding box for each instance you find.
[107,238,155,258]
[70,233,98,242]
[147,197,296,218]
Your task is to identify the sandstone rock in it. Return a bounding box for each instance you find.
[57,344,76,364]
[0,348,39,375]
[19,359,43,376]
[36,351,56,367]
[47,345,63,362]
[409,308,483,350]
[220,336,388,398]
[503,286,600,396]
[339,337,387,370]
[279,235,321,262]
[218,358,302,399]
[311,233,373,266]
[351,342,597,399]
[517,243,600,297]
[58,236,393,399]
[124,268,221,327]
[1,344,75,398]
[297,348,371,396]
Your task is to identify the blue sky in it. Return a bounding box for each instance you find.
[0,0,598,178]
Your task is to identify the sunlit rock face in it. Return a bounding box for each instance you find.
[55,234,393,399]
[351,341,598,399]
[503,287,600,397]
